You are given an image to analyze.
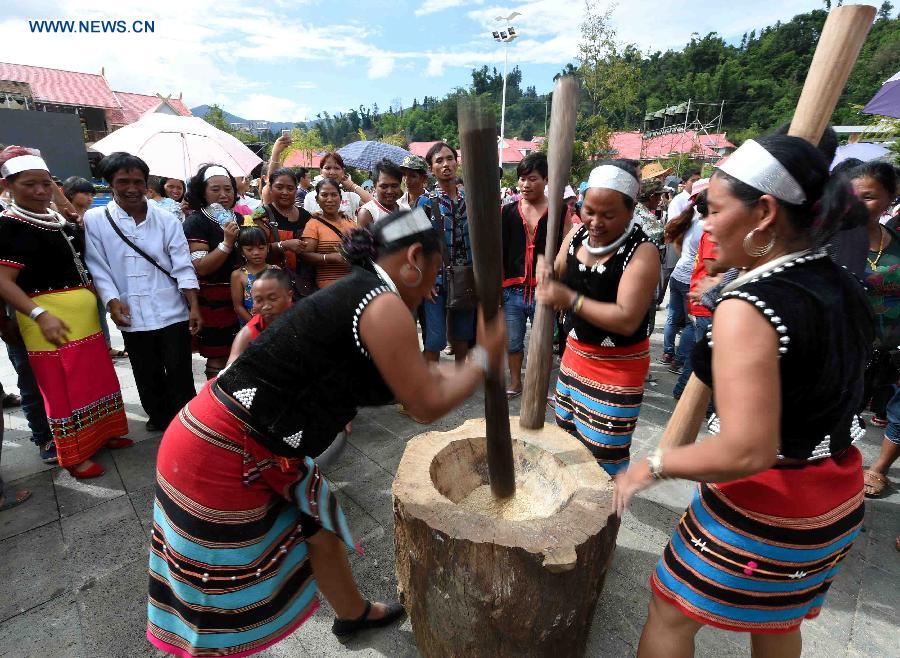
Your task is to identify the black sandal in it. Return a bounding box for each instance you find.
[331,600,406,639]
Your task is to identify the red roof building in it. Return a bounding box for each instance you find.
[0,61,190,143]
[609,130,734,160]
[111,91,192,126]
[409,137,539,166]
[283,150,326,169]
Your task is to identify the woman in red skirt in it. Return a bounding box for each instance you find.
[148,208,507,657]
[615,135,872,657]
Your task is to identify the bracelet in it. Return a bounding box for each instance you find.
[29,306,47,321]
[647,448,667,481]
[467,345,490,377]
[217,241,232,254]
[277,241,284,252]
[322,253,327,263]
[572,294,585,314]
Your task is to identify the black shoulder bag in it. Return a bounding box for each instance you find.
[104,208,178,285]
[442,198,476,310]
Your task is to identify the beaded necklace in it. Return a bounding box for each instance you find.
[6,202,67,229]
[6,203,90,286]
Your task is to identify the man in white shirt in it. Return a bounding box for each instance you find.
[666,168,701,222]
[84,153,202,433]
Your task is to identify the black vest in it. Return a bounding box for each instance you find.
[500,200,567,287]
[561,223,652,347]
[217,267,397,457]
[693,252,873,460]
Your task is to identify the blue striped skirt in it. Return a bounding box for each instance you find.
[555,336,650,476]
[651,447,865,634]
[147,383,357,657]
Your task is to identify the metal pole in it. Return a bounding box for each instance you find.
[499,42,509,164]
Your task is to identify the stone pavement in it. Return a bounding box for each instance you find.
[0,313,897,658]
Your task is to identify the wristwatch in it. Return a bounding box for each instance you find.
[647,448,666,481]
[467,345,491,377]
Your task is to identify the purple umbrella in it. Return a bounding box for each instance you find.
[862,70,900,118]
[830,142,890,170]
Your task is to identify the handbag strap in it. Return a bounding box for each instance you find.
[313,214,345,240]
[104,208,178,284]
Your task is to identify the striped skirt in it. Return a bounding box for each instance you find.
[17,287,128,467]
[147,382,357,657]
[555,336,650,476]
[651,446,864,634]
[195,281,240,359]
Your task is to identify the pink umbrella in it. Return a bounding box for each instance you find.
[92,114,262,180]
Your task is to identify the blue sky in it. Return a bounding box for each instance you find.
[1,0,856,122]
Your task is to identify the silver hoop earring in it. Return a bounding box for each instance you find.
[401,264,423,288]
[742,228,775,258]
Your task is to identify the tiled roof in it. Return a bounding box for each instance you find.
[409,140,535,165]
[0,61,118,108]
[111,91,192,125]
[283,150,327,168]
[609,131,734,160]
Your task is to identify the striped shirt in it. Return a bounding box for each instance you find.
[302,215,355,289]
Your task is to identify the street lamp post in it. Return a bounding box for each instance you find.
[492,22,518,166]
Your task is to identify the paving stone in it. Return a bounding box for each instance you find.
[849,563,900,658]
[76,555,152,658]
[53,449,126,518]
[129,487,157,539]
[0,427,55,484]
[0,470,58,541]
[111,436,160,493]
[0,522,68,623]
[694,628,750,657]
[802,584,857,651]
[339,466,396,529]
[589,569,649,650]
[60,495,148,588]
[0,593,83,658]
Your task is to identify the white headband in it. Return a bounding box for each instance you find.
[378,207,432,243]
[1,155,49,179]
[203,165,230,181]
[718,139,806,205]
[587,165,639,201]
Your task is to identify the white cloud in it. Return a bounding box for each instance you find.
[368,54,396,79]
[415,0,484,17]
[427,57,445,77]
[466,0,827,58]
[229,94,311,122]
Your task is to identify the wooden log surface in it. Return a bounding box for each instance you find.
[458,98,516,498]
[658,4,876,451]
[789,4,876,144]
[393,418,619,658]
[520,77,580,429]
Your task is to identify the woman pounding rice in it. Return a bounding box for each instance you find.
[615,135,872,658]
[146,207,506,656]
[536,161,660,476]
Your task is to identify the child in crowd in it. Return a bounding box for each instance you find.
[227,268,294,364]
[230,223,274,325]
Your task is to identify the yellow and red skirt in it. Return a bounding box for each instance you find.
[17,287,128,467]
